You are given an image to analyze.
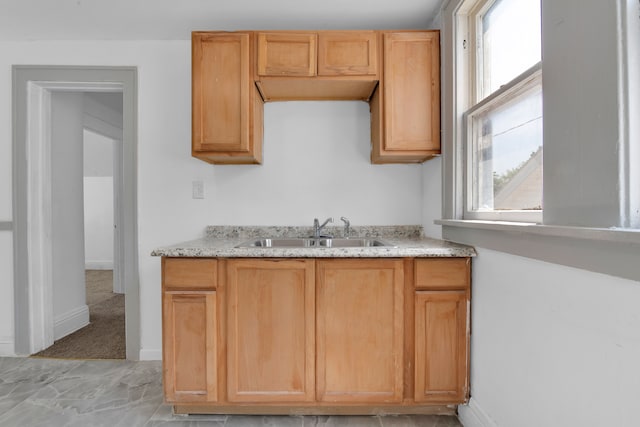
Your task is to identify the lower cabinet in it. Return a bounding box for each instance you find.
[162,258,219,403]
[414,258,470,403]
[414,291,468,403]
[163,291,218,403]
[226,259,315,402]
[316,259,404,403]
[161,256,470,412]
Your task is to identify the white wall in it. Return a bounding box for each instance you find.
[0,47,13,350]
[542,0,627,227]
[83,129,114,270]
[0,40,423,357]
[459,248,640,427]
[210,101,422,225]
[422,157,442,238]
[50,92,89,340]
[0,232,13,353]
[83,177,114,269]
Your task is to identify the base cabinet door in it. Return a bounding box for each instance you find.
[226,259,316,402]
[414,291,468,403]
[316,259,404,403]
[163,291,218,403]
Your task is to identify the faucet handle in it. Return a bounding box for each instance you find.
[340,217,351,238]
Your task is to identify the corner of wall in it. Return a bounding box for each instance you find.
[139,348,162,361]
[458,397,499,427]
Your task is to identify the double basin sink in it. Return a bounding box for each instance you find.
[236,237,396,248]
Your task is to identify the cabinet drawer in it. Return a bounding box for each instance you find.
[163,258,217,290]
[415,258,469,290]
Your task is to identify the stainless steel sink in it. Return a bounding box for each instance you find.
[314,238,394,248]
[236,238,314,248]
[235,238,396,248]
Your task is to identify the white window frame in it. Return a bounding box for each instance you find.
[458,0,543,223]
[439,0,640,283]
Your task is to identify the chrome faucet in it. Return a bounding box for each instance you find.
[340,216,351,238]
[313,217,333,238]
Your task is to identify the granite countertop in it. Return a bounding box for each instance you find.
[151,225,476,258]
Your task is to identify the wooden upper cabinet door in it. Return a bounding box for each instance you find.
[163,291,217,403]
[415,291,469,403]
[316,259,404,403]
[193,32,249,153]
[317,32,377,76]
[375,31,440,162]
[257,32,317,76]
[226,259,315,403]
[192,32,262,164]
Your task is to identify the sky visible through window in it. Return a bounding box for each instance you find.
[473,0,542,211]
[482,0,541,96]
[480,0,542,176]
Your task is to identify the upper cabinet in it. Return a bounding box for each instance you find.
[317,31,378,76]
[255,31,379,102]
[257,32,317,77]
[192,32,263,164]
[192,30,439,165]
[257,31,378,78]
[371,31,440,164]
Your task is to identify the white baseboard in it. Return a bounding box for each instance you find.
[139,348,162,361]
[53,305,90,341]
[0,337,15,356]
[458,397,499,427]
[85,261,114,270]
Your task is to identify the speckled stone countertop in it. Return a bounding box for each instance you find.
[151,226,476,258]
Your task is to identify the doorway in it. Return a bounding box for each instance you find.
[12,66,139,359]
[33,93,125,359]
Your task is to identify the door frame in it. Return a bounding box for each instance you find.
[12,66,139,359]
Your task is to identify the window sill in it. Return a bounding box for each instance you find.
[436,219,640,282]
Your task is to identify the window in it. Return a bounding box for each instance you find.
[439,0,640,282]
[461,0,542,222]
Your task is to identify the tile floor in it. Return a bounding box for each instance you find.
[0,357,462,427]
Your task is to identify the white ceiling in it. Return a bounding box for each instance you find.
[0,0,444,41]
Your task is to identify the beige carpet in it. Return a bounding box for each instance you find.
[33,270,125,359]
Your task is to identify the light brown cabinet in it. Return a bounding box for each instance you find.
[192,32,263,164]
[317,31,378,76]
[414,259,470,403]
[162,258,218,403]
[161,256,469,413]
[255,30,379,102]
[257,32,317,77]
[257,31,377,78]
[226,259,315,402]
[192,29,440,164]
[316,259,404,403]
[371,31,441,163]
